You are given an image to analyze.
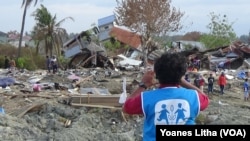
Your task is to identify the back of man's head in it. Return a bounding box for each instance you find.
[154,53,187,84]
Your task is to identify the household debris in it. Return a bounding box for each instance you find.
[1,40,250,140]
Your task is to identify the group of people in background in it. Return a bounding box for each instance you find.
[186,56,248,101]
[46,55,58,74]
[3,55,57,74]
[185,71,250,101]
[184,71,227,96]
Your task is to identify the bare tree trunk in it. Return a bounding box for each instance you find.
[141,36,150,68]
[51,35,59,57]
[35,41,40,55]
[49,40,53,57]
[18,2,28,59]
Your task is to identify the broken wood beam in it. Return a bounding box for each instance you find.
[73,75,93,87]
[70,94,121,107]
[70,103,122,109]
[81,54,96,66]
[2,93,55,99]
[17,103,45,118]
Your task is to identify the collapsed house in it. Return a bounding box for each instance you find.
[62,30,114,69]
[200,41,250,71]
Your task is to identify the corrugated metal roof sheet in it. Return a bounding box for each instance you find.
[98,15,115,27]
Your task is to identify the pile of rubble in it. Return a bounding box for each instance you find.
[0,66,146,141]
[0,58,250,140]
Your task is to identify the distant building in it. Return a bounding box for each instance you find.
[97,15,116,42]
[0,31,8,44]
[6,31,35,48]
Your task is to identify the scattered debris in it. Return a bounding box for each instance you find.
[1,40,250,140]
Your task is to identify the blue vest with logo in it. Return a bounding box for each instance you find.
[141,87,200,141]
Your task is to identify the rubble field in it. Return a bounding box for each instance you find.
[0,67,250,141]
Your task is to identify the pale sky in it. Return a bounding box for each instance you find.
[0,0,249,37]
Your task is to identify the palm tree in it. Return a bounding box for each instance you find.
[18,0,41,59]
[31,25,45,54]
[32,4,74,57]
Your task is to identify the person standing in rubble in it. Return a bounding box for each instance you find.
[4,56,9,69]
[51,55,58,74]
[122,52,209,141]
[193,74,205,92]
[243,78,249,101]
[46,56,51,73]
[199,75,205,93]
[207,73,215,95]
[218,72,227,95]
[194,75,200,88]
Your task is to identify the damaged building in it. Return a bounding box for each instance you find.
[62,30,114,69]
[200,41,250,71]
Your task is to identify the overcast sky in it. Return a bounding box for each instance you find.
[0,0,249,36]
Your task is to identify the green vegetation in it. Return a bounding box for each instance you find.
[103,37,121,52]
[199,12,237,48]
[0,44,46,70]
[5,1,247,73]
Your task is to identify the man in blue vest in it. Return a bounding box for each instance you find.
[123,52,209,141]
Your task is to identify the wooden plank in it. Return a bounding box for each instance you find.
[71,99,121,106]
[17,103,45,118]
[73,75,93,87]
[70,94,121,97]
[71,102,122,107]
[71,103,122,109]
[70,94,122,107]
[71,96,119,104]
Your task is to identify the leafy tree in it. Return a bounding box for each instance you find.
[18,0,42,59]
[31,4,74,57]
[104,37,121,52]
[115,0,184,66]
[200,12,237,48]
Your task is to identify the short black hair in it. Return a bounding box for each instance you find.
[154,52,187,84]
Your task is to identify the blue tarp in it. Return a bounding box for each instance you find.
[0,107,5,114]
[237,71,246,79]
[0,77,15,88]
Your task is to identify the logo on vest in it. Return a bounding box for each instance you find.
[154,99,190,125]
